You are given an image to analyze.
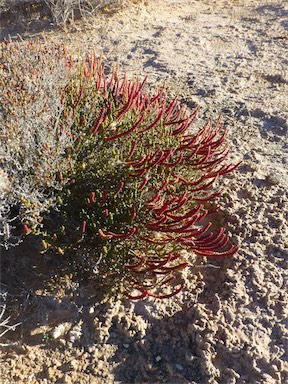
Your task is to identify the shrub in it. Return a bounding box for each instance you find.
[0,39,239,299]
[0,39,74,248]
[44,0,124,26]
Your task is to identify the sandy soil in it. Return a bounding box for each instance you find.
[0,0,287,383]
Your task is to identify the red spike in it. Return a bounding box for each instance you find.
[193,245,239,257]
[164,96,178,120]
[126,151,151,167]
[138,108,164,134]
[91,107,106,133]
[103,227,139,239]
[139,175,149,190]
[162,152,183,167]
[106,113,146,141]
[80,220,86,235]
[130,205,137,221]
[127,140,138,160]
[115,181,124,195]
[193,191,222,202]
[125,255,146,270]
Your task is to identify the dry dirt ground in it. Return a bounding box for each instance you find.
[0,0,287,383]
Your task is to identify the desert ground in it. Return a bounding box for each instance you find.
[0,0,287,383]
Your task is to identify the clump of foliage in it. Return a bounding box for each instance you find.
[0,39,74,248]
[44,0,124,26]
[1,39,239,299]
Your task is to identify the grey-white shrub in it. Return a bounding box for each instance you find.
[45,0,123,26]
[0,39,75,248]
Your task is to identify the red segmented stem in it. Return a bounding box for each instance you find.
[139,175,149,190]
[106,113,146,141]
[126,151,151,167]
[147,193,161,204]
[179,222,212,242]
[145,215,167,229]
[152,196,178,216]
[147,253,183,264]
[165,204,202,221]
[150,83,166,104]
[23,224,31,234]
[75,83,85,108]
[80,220,86,235]
[164,96,178,120]
[91,107,106,133]
[188,176,216,193]
[193,245,239,257]
[127,140,138,159]
[133,255,174,273]
[130,205,136,221]
[115,181,124,195]
[88,191,96,205]
[119,74,128,94]
[160,148,177,164]
[102,190,108,205]
[103,227,139,239]
[160,262,189,272]
[159,180,169,192]
[95,66,104,91]
[172,119,190,136]
[138,108,164,134]
[117,82,138,119]
[194,191,222,202]
[125,255,146,270]
[136,151,165,174]
[162,152,183,167]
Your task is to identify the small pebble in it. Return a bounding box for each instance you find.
[155,355,161,362]
[123,343,129,348]
[175,363,184,371]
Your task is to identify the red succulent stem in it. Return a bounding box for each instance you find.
[138,108,164,134]
[125,255,146,270]
[80,220,86,235]
[103,227,139,239]
[193,245,239,257]
[162,152,183,167]
[116,82,139,119]
[164,97,178,120]
[127,140,138,159]
[91,107,106,134]
[88,192,96,205]
[106,113,146,141]
[126,152,151,167]
[130,205,137,221]
[75,83,85,108]
[102,190,108,205]
[165,204,202,221]
[115,181,124,195]
[139,175,149,190]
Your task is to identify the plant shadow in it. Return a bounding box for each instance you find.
[0,0,54,41]
[1,237,259,384]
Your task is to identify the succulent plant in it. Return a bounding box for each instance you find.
[1,39,240,299]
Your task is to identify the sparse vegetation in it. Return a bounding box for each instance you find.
[0,38,239,299]
[44,0,124,26]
